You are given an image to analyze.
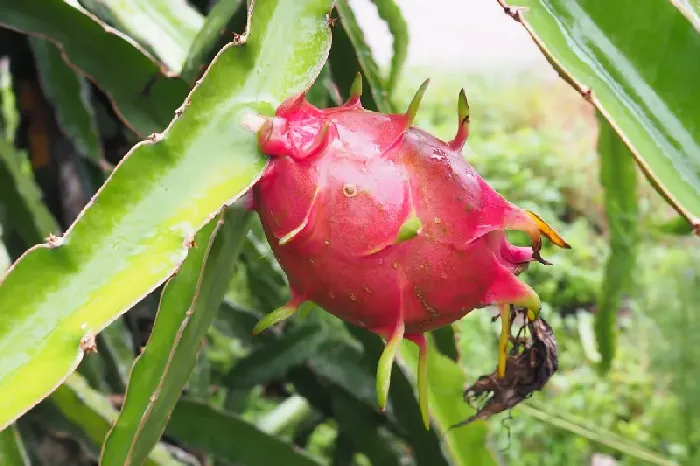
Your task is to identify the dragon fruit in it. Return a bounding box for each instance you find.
[244,75,569,428]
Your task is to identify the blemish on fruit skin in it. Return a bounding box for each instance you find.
[363,286,372,294]
[434,217,441,224]
[324,239,330,245]
[414,287,438,318]
[349,292,357,301]
[392,263,399,269]
[343,183,358,197]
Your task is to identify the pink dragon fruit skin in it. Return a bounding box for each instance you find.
[247,76,569,428]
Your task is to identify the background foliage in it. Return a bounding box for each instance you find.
[0,0,699,465]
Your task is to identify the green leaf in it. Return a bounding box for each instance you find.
[0,424,30,466]
[186,343,212,401]
[369,0,408,92]
[102,208,250,466]
[400,335,496,466]
[166,399,324,466]
[343,326,450,466]
[181,0,247,84]
[49,373,179,465]
[0,0,189,136]
[655,215,695,236]
[79,0,204,75]
[241,229,289,311]
[595,116,638,373]
[98,316,135,393]
[309,340,379,409]
[0,57,18,143]
[519,401,677,466]
[331,433,355,466]
[257,395,312,435]
[430,324,459,362]
[0,241,10,274]
[0,0,333,430]
[77,346,111,392]
[29,36,104,164]
[331,0,392,112]
[0,139,58,246]
[330,390,402,466]
[225,323,327,389]
[214,298,263,349]
[675,0,700,26]
[499,0,700,227]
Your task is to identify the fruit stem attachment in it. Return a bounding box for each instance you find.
[497,304,511,378]
[376,320,405,412]
[241,111,267,133]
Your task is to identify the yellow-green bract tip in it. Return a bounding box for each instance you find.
[376,325,404,410]
[349,72,363,101]
[457,88,469,124]
[395,213,421,243]
[405,78,430,126]
[252,305,297,334]
[417,338,430,430]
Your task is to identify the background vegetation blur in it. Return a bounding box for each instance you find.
[0,0,698,465]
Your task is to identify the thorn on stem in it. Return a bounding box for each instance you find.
[46,233,63,248]
[80,333,98,354]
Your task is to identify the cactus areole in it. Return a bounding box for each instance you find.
[244,75,570,428]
